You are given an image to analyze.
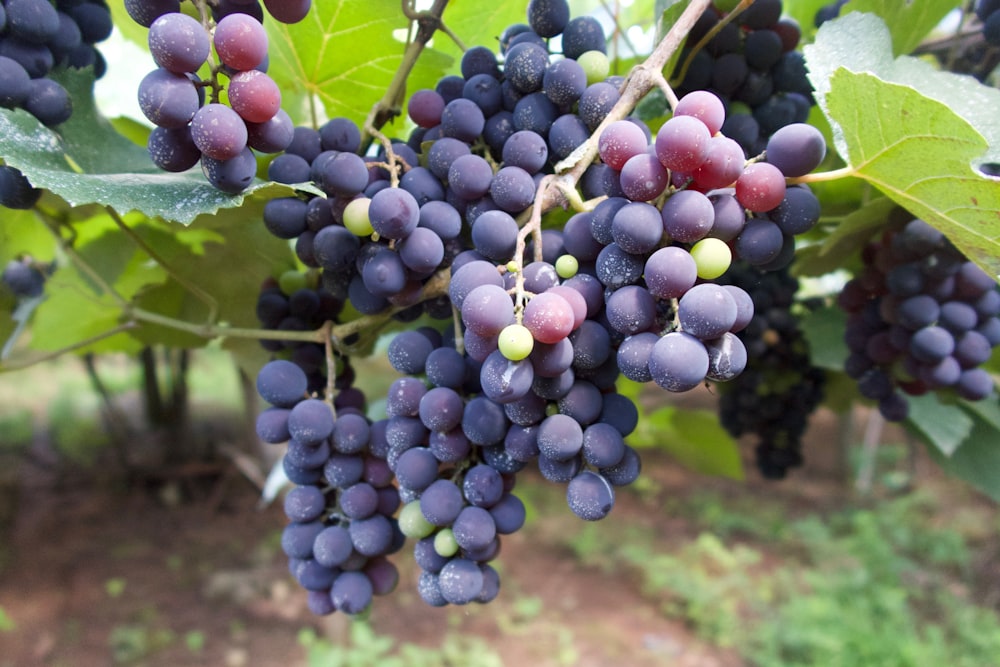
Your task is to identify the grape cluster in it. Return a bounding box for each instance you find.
[252,0,834,613]
[2,254,46,300]
[839,218,999,421]
[0,0,112,127]
[978,0,1000,47]
[717,262,825,479]
[127,2,309,193]
[673,0,814,158]
[255,358,402,616]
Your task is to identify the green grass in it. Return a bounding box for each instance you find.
[566,491,1000,667]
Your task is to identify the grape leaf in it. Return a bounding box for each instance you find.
[265,1,452,129]
[805,14,1000,277]
[799,305,849,371]
[927,408,1000,502]
[806,12,1000,167]
[637,406,744,480]
[0,69,284,225]
[841,0,960,56]
[905,392,974,457]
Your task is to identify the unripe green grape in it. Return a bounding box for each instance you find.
[690,238,732,279]
[434,528,459,557]
[343,197,374,236]
[399,500,435,538]
[279,270,308,295]
[506,260,519,274]
[555,254,579,279]
[498,323,534,361]
[578,50,610,85]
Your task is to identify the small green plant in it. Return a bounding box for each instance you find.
[299,621,503,667]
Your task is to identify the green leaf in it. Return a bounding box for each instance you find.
[905,392,974,457]
[807,13,1000,166]
[841,0,960,55]
[640,406,744,479]
[0,68,281,225]
[799,305,850,372]
[805,13,1000,276]
[438,1,529,58]
[656,0,689,77]
[796,196,897,276]
[265,1,452,128]
[927,408,1000,502]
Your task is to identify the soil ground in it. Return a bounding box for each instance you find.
[0,394,993,667]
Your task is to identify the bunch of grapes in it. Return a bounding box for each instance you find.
[717,262,825,479]
[248,0,836,614]
[978,0,1000,46]
[255,358,401,616]
[673,0,814,158]
[839,217,999,421]
[0,0,112,128]
[2,254,46,300]
[127,1,309,193]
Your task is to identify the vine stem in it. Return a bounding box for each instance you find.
[363,0,451,149]
[789,166,857,184]
[512,175,556,319]
[549,0,713,206]
[0,324,137,372]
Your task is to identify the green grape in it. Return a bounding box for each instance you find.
[555,254,579,279]
[398,500,435,538]
[497,323,534,361]
[279,270,308,295]
[343,197,374,236]
[578,50,611,85]
[690,237,732,279]
[434,528,459,557]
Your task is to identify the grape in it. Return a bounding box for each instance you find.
[735,162,787,212]
[690,138,745,192]
[523,291,576,344]
[0,165,41,209]
[505,42,551,94]
[438,558,484,605]
[705,332,748,381]
[566,470,615,521]
[138,68,200,129]
[418,387,465,433]
[262,0,312,24]
[577,50,610,85]
[201,147,257,194]
[191,103,249,160]
[599,119,649,171]
[125,0,181,28]
[0,55,31,108]
[147,126,201,173]
[690,238,733,280]
[595,243,644,290]
[148,12,209,74]
[513,92,558,137]
[562,16,606,59]
[540,57,586,105]
[461,45,501,80]
[463,464,505,508]
[765,123,826,177]
[674,90,726,135]
[605,285,656,336]
[619,153,668,202]
[655,115,711,172]
[288,398,335,444]
[548,114,590,160]
[227,70,281,123]
[645,247,697,299]
[734,218,784,266]
[578,81,619,130]
[910,326,954,363]
[387,330,434,375]
[22,78,71,127]
[480,351,534,404]
[213,12,269,72]
[648,331,709,392]
[441,98,485,142]
[527,0,569,37]
[367,187,420,239]
[661,190,715,243]
[6,0,59,43]
[452,505,497,551]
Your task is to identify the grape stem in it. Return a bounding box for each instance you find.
[363,0,452,147]
[512,174,556,317]
[550,0,713,193]
[788,166,857,184]
[322,321,338,417]
[0,323,138,372]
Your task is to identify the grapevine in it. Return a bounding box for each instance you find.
[1,0,999,621]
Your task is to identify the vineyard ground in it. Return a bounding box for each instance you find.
[0,354,997,667]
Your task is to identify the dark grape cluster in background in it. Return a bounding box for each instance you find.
[0,0,112,128]
[717,262,825,479]
[673,0,815,158]
[839,217,999,422]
